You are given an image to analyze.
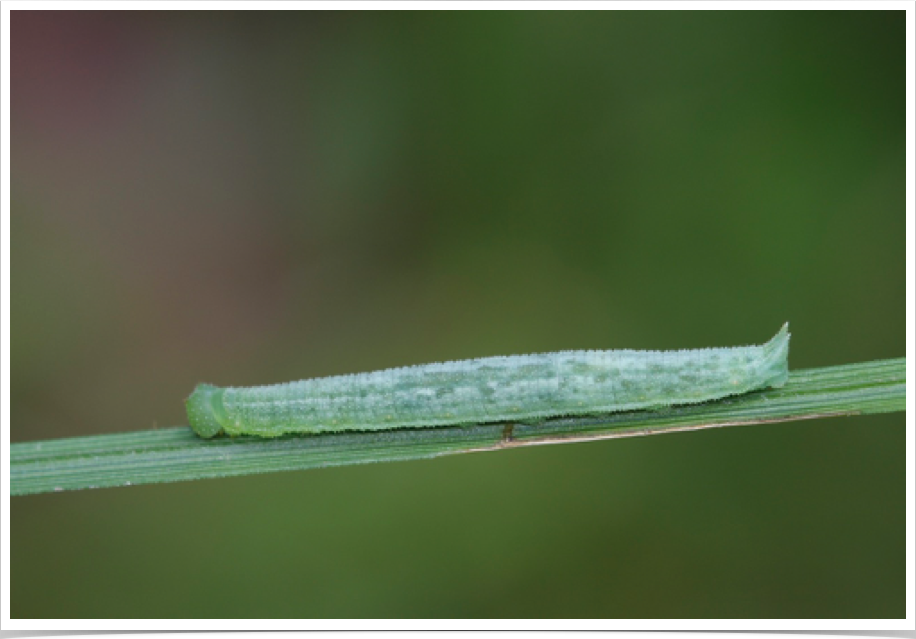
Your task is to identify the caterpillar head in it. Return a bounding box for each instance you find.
[186,384,227,438]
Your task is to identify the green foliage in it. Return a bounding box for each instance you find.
[11,358,904,497]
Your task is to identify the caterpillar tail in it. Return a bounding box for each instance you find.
[760,323,790,388]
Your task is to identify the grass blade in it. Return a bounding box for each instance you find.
[10,358,905,496]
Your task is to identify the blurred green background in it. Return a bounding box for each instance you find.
[11,10,904,618]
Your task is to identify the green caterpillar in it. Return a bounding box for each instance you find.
[186,324,790,438]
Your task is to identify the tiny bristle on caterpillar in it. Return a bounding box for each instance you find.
[186,324,790,439]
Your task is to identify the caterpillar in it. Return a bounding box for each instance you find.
[186,324,790,438]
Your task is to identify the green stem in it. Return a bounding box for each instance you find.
[10,358,905,496]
